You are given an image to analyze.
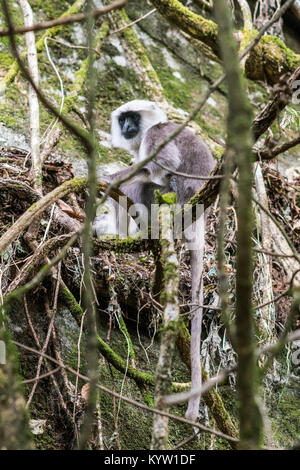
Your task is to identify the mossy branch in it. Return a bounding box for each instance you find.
[93,236,153,253]
[151,0,218,55]
[150,0,300,84]
[97,334,154,387]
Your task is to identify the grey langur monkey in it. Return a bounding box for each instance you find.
[93,101,168,236]
[93,100,215,421]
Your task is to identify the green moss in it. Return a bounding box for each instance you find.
[60,21,109,120]
[151,0,218,55]
[34,432,57,450]
[97,334,154,387]
[240,28,259,54]
[93,234,151,253]
[143,40,226,144]
[245,34,300,84]
[139,387,154,408]
[59,285,83,325]
[70,176,87,191]
[0,83,28,131]
[91,10,156,115]
[57,132,86,160]
[31,0,72,18]
[0,51,14,70]
[161,192,177,205]
[268,384,300,448]
[213,146,225,160]
[35,0,86,52]
[162,260,178,282]
[119,8,163,100]
[95,62,142,126]
[0,1,24,31]
[118,314,136,361]
[96,143,131,166]
[262,35,300,70]
[151,45,196,109]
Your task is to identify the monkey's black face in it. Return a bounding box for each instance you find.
[118,111,141,140]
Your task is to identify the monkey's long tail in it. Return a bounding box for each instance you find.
[185,214,205,422]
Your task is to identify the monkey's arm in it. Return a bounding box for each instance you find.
[103,162,149,185]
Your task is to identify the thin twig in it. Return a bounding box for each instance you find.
[44,36,101,58]
[163,329,300,407]
[0,0,127,37]
[110,8,156,35]
[22,366,61,384]
[13,341,239,444]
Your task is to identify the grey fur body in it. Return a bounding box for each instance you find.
[140,122,214,202]
[94,101,215,421]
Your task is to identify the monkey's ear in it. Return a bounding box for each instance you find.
[127,168,150,184]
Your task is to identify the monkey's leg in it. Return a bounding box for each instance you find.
[184,214,205,422]
[93,183,141,238]
[92,198,118,238]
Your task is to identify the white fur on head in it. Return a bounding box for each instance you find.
[111,100,168,157]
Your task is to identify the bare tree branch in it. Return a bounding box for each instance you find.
[0,0,127,37]
[19,0,42,194]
